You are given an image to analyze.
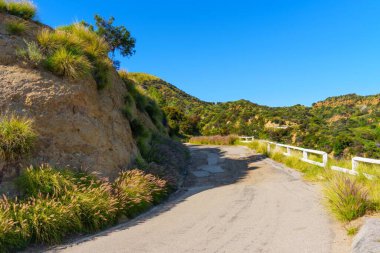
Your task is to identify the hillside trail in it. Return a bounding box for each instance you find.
[46,145,350,253]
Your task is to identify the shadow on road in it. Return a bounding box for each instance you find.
[44,145,266,252]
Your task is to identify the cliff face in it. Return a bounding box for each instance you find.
[0,14,139,182]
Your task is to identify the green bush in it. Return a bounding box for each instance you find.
[5,20,26,35]
[114,170,167,217]
[0,115,36,161]
[324,175,370,221]
[16,165,75,197]
[0,202,29,252]
[0,0,7,12]
[72,181,119,231]
[16,40,45,66]
[130,119,148,138]
[4,0,36,20]
[16,196,82,244]
[189,135,239,145]
[45,47,93,79]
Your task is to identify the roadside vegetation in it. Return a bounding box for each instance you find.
[0,165,169,252]
[189,135,239,145]
[242,139,380,229]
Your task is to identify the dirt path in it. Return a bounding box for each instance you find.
[47,145,350,253]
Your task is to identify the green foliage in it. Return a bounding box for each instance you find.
[36,24,112,88]
[1,164,170,251]
[114,170,167,217]
[5,20,26,35]
[189,135,239,145]
[16,40,45,66]
[3,0,36,20]
[73,181,119,231]
[16,165,74,197]
[0,115,36,162]
[324,175,370,221]
[346,226,359,236]
[130,119,148,138]
[93,15,136,58]
[45,47,93,79]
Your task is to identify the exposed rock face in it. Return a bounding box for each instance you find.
[352,218,380,253]
[0,14,139,181]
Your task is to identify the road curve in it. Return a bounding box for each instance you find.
[47,145,350,253]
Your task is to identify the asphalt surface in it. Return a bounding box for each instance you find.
[47,145,350,253]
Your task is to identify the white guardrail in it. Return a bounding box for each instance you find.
[238,136,380,179]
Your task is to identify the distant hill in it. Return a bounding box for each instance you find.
[129,73,380,159]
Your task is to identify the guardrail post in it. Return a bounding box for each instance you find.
[322,153,328,167]
[286,147,291,156]
[352,159,358,171]
[303,150,308,160]
[267,143,271,153]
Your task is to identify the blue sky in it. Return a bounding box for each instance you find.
[34,0,380,106]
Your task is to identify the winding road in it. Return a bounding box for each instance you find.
[47,145,350,253]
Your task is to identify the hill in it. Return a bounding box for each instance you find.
[130,73,380,158]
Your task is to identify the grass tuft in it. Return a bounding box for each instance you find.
[5,20,26,35]
[16,40,45,66]
[4,0,36,20]
[324,175,370,221]
[0,115,36,161]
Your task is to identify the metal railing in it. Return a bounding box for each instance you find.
[238,136,380,179]
[266,141,328,167]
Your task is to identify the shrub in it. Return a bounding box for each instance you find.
[130,118,148,138]
[324,175,370,221]
[5,0,36,20]
[0,0,6,12]
[16,40,45,66]
[45,47,92,79]
[16,165,75,197]
[72,181,119,231]
[0,115,36,161]
[15,196,82,244]
[114,170,167,217]
[0,201,29,252]
[5,20,26,35]
[189,135,239,145]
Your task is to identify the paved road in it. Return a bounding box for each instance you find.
[48,145,350,253]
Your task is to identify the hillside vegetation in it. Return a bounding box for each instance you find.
[0,1,188,251]
[130,73,380,159]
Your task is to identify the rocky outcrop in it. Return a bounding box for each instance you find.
[352,218,380,253]
[0,14,140,181]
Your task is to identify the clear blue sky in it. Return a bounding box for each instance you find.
[34,0,380,106]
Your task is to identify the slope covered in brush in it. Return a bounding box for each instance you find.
[130,73,380,158]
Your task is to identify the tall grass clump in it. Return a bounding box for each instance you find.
[36,24,112,88]
[0,115,36,161]
[189,135,239,145]
[16,165,74,197]
[3,0,36,20]
[324,175,371,221]
[73,181,119,231]
[5,20,26,35]
[0,201,29,252]
[16,40,45,66]
[45,47,92,80]
[114,170,168,218]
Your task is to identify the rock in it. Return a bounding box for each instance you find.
[352,218,380,253]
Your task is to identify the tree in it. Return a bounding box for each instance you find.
[83,15,136,68]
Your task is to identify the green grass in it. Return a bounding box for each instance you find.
[16,40,45,66]
[3,0,36,20]
[245,140,378,222]
[0,165,170,251]
[127,72,160,84]
[189,135,239,145]
[36,24,111,88]
[5,20,26,35]
[114,170,168,218]
[45,47,93,79]
[324,175,370,222]
[346,225,359,236]
[0,115,36,161]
